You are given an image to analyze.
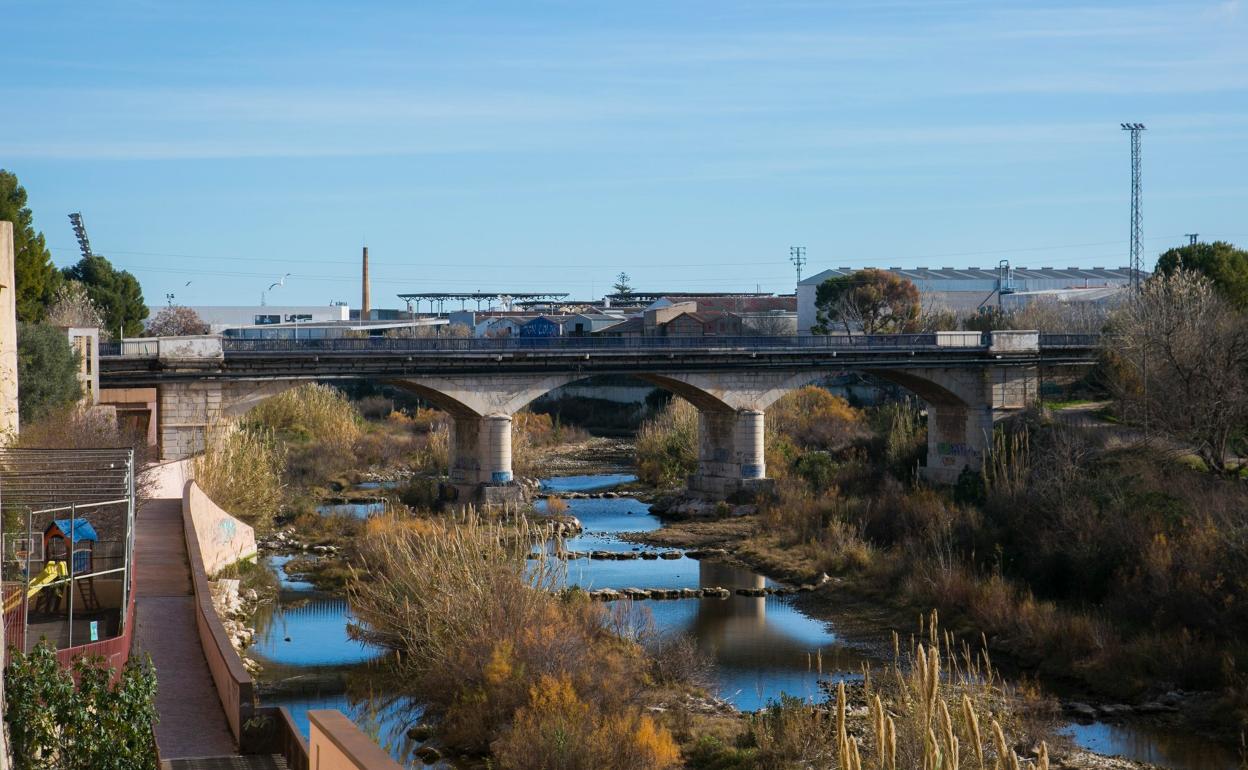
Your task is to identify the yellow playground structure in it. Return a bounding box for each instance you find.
[3,561,68,614]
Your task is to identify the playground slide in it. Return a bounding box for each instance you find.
[3,561,68,613]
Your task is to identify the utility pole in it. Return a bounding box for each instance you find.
[1120,123,1146,291]
[1185,233,1199,246]
[789,246,806,284]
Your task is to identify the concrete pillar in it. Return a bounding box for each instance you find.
[923,403,993,484]
[0,221,18,437]
[689,408,769,498]
[157,381,224,460]
[449,416,482,483]
[737,409,765,479]
[449,414,513,484]
[482,414,513,483]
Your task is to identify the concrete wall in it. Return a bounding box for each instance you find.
[0,221,18,436]
[140,457,196,499]
[185,482,257,575]
[181,479,255,746]
[308,711,404,770]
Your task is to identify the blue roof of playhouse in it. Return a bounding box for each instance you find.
[49,519,98,543]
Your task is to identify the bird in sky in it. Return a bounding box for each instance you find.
[268,273,292,291]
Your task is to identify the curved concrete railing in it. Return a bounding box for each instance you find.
[181,479,256,744]
[308,711,404,770]
[185,482,257,576]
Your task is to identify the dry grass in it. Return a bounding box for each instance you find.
[348,510,675,762]
[193,420,284,530]
[249,382,362,446]
[743,613,1054,770]
[636,397,698,487]
[512,410,589,476]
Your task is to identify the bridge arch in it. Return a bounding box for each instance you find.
[146,352,1040,496]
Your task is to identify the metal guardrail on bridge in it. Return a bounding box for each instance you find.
[99,333,1101,357]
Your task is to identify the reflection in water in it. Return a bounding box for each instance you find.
[251,475,1239,770]
[316,501,386,518]
[262,663,428,768]
[1060,722,1237,770]
[540,473,637,493]
[252,595,382,668]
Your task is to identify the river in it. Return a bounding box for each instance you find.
[247,473,1238,769]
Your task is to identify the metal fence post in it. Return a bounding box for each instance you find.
[67,503,75,649]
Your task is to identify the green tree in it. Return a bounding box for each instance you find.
[612,272,634,299]
[4,642,159,770]
[1155,240,1248,308]
[17,323,82,423]
[812,268,920,334]
[0,169,61,322]
[63,254,148,338]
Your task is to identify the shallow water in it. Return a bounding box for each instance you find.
[316,500,387,518]
[1060,722,1238,770]
[253,473,1239,769]
[535,495,853,709]
[354,481,400,490]
[539,472,637,492]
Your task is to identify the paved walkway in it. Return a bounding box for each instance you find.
[134,497,237,760]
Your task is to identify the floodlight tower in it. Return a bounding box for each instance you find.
[68,212,94,260]
[1120,123,1146,291]
[789,246,807,283]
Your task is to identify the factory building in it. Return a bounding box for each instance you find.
[797,266,1139,334]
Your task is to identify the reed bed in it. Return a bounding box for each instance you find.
[747,612,1052,770]
[193,419,284,529]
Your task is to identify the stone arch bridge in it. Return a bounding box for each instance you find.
[98,332,1098,499]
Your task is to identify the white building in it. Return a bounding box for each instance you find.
[797,266,1138,333]
[185,305,351,334]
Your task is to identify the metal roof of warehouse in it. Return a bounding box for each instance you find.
[798,266,1140,285]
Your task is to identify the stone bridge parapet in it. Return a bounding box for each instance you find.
[101,333,1098,497]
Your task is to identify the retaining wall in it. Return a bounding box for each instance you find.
[185,482,257,576]
[181,480,255,744]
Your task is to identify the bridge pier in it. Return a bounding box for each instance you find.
[688,408,769,498]
[449,414,514,485]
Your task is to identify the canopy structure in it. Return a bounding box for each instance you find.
[398,292,570,313]
[47,519,98,545]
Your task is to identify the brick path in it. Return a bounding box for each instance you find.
[133,497,238,759]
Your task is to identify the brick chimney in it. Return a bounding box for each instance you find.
[361,246,370,320]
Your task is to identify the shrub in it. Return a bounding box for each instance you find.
[492,675,681,770]
[636,398,698,487]
[4,643,159,770]
[766,387,866,452]
[349,511,652,755]
[249,383,362,447]
[193,420,284,530]
[870,401,925,473]
[16,322,81,424]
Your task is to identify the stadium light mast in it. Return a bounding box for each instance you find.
[1120,123,1146,291]
[68,212,94,260]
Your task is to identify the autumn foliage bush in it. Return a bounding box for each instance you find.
[349,512,680,766]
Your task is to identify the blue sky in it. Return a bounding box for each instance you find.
[3,0,1246,308]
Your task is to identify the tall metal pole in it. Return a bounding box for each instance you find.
[789,246,807,284]
[1121,123,1146,291]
